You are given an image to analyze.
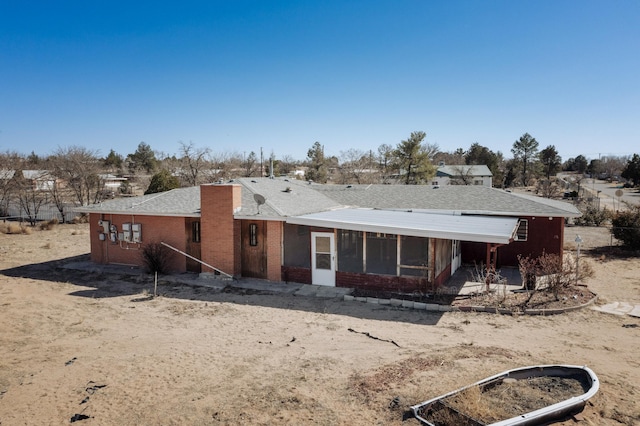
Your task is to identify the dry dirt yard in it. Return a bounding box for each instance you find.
[0,223,639,425]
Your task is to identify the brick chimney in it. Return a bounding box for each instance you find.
[200,184,242,276]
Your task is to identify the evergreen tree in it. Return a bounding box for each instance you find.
[145,169,180,194]
[539,145,562,178]
[392,131,435,185]
[511,133,539,186]
[621,154,640,186]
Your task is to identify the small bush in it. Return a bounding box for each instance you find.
[140,242,172,274]
[574,206,612,226]
[72,214,89,224]
[39,218,59,231]
[1,222,32,235]
[611,205,640,250]
[518,251,594,302]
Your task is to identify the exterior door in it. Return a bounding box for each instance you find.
[451,239,461,274]
[311,232,335,286]
[185,218,202,273]
[241,221,267,279]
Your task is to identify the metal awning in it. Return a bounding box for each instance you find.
[286,208,519,244]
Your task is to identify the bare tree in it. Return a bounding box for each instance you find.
[423,142,441,162]
[178,141,211,186]
[0,151,24,217]
[13,170,49,225]
[433,148,466,166]
[43,169,72,222]
[50,146,106,206]
[243,151,259,177]
[600,155,628,180]
[208,151,235,182]
[339,148,377,184]
[536,178,562,199]
[448,165,475,185]
[277,154,298,176]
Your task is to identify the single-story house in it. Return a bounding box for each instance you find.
[75,178,581,292]
[0,169,57,191]
[435,164,493,187]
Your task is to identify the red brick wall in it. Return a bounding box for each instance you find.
[87,213,187,272]
[336,271,431,292]
[433,264,452,288]
[462,216,565,267]
[265,221,283,282]
[282,266,312,284]
[200,184,242,277]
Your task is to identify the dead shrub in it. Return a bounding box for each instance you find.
[39,218,59,231]
[1,222,32,235]
[518,252,595,303]
[72,214,89,224]
[141,242,172,274]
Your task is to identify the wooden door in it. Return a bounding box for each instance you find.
[185,218,202,273]
[241,221,267,279]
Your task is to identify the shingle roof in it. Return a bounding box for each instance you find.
[309,183,581,217]
[74,178,581,218]
[75,186,201,216]
[235,178,342,218]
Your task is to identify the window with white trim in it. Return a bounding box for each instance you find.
[516,219,528,241]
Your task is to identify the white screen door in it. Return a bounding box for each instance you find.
[451,240,462,274]
[311,232,335,286]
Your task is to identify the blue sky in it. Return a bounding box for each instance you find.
[1,1,638,163]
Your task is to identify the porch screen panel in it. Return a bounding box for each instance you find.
[283,224,311,268]
[337,229,363,273]
[400,235,429,277]
[366,232,397,275]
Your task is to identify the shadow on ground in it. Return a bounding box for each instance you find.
[0,254,445,326]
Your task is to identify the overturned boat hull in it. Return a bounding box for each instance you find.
[411,364,599,426]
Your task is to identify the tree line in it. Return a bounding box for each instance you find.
[2,132,639,223]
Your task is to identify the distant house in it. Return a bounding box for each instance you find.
[0,170,57,191]
[75,178,580,292]
[435,164,493,187]
[99,174,128,196]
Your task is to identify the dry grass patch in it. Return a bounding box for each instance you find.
[38,218,59,230]
[0,222,32,235]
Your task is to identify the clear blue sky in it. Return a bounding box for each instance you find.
[1,1,638,163]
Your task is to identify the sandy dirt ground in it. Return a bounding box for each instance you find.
[0,223,639,425]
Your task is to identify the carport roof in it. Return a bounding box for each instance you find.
[286,208,520,244]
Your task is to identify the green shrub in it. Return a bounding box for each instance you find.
[574,206,612,226]
[611,206,640,250]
